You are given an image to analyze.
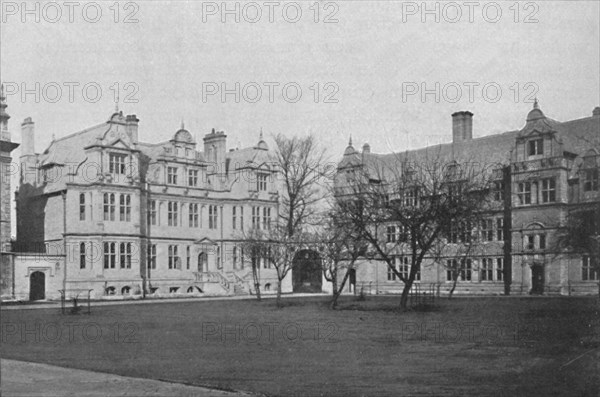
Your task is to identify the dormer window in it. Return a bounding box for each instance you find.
[109,153,127,175]
[257,173,268,191]
[528,139,544,156]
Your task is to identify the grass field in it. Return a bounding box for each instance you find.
[1,296,598,396]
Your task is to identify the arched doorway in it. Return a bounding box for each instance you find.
[29,271,45,301]
[292,250,322,293]
[198,252,208,272]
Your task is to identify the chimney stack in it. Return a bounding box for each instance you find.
[362,143,371,154]
[593,107,600,117]
[21,117,35,155]
[452,111,473,143]
[125,114,139,143]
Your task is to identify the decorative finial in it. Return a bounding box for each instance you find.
[259,127,263,140]
[115,92,119,113]
[533,97,539,110]
[349,135,353,146]
[52,133,56,141]
[181,118,185,130]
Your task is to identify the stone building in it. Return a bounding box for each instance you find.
[0,86,20,298]
[13,109,288,300]
[337,103,600,296]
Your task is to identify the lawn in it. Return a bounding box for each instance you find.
[1,296,598,397]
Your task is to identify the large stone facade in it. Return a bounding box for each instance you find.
[0,86,20,299]
[337,103,600,296]
[13,110,289,300]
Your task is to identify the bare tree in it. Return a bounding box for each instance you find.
[312,208,368,309]
[272,134,330,237]
[335,151,496,309]
[432,236,478,299]
[240,226,302,308]
[239,233,262,301]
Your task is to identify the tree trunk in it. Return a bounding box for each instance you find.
[400,279,414,310]
[276,281,282,308]
[252,265,261,301]
[331,270,338,299]
[448,277,458,299]
[331,268,351,309]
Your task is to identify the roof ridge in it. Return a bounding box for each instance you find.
[51,122,107,143]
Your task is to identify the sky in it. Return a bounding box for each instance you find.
[1,0,599,160]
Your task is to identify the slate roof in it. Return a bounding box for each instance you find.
[339,105,599,180]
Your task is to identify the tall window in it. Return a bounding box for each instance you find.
[252,207,260,229]
[257,173,268,191]
[209,205,218,229]
[167,167,178,185]
[539,234,546,250]
[480,258,493,281]
[168,202,179,226]
[541,178,556,203]
[233,246,238,270]
[263,207,271,230]
[109,153,127,174]
[216,246,222,269]
[397,256,419,281]
[387,265,396,281]
[232,206,237,230]
[584,169,599,192]
[103,242,116,269]
[518,182,532,205]
[119,194,131,222]
[493,181,504,202]
[447,259,472,281]
[403,188,418,207]
[480,219,494,242]
[120,242,132,269]
[148,200,157,226]
[459,221,472,243]
[79,193,86,221]
[386,226,397,243]
[496,218,504,241]
[528,139,543,156]
[496,258,504,281]
[189,203,199,227]
[240,206,244,231]
[582,256,598,281]
[147,244,156,269]
[188,169,198,187]
[186,246,191,270]
[525,235,535,250]
[460,259,472,281]
[448,222,458,244]
[79,242,86,269]
[103,193,115,221]
[168,245,179,269]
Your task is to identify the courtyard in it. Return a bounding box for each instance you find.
[1,296,598,396]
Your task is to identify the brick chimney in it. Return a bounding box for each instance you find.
[21,117,35,155]
[593,107,600,117]
[452,111,473,143]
